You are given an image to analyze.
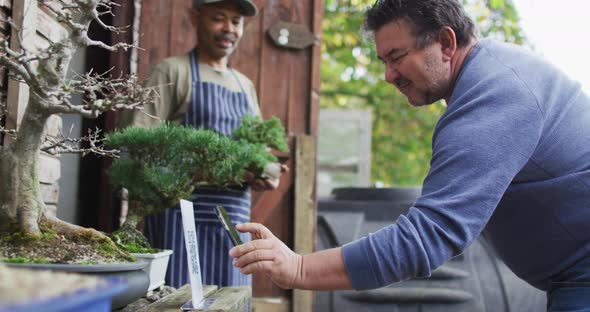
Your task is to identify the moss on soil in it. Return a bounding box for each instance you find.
[3,257,50,264]
[0,228,134,265]
[117,242,159,254]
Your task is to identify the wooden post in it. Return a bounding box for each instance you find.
[5,0,36,142]
[252,297,290,312]
[308,0,324,137]
[293,135,317,312]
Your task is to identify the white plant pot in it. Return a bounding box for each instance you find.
[130,249,173,291]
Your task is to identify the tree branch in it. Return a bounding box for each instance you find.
[41,127,119,157]
[0,125,17,140]
[45,72,156,118]
[0,36,38,85]
[40,0,133,48]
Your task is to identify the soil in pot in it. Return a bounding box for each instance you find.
[0,228,133,264]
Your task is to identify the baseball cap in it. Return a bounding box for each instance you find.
[193,0,258,17]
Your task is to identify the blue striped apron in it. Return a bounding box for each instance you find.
[144,49,253,288]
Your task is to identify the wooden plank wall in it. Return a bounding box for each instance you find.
[135,0,195,81]
[97,0,134,233]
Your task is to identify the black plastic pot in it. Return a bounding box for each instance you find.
[332,186,422,202]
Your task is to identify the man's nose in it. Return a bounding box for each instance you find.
[222,20,235,33]
[384,64,400,85]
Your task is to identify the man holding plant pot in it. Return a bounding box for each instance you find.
[121,0,285,289]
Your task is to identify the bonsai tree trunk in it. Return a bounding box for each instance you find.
[0,0,155,263]
[0,22,98,237]
[0,59,114,243]
[0,96,50,235]
[111,202,156,252]
[0,98,99,238]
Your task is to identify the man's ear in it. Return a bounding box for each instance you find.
[438,26,457,61]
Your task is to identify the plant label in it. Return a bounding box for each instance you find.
[180,199,204,308]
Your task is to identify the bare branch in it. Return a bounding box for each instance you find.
[46,72,157,118]
[0,34,38,85]
[40,0,129,38]
[38,1,87,36]
[36,0,142,61]
[85,39,134,51]
[0,125,17,140]
[41,127,119,157]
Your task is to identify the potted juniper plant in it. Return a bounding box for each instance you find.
[106,115,288,290]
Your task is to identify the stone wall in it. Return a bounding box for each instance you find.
[37,5,69,216]
[2,1,68,215]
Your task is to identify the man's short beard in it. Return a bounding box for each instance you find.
[419,53,449,105]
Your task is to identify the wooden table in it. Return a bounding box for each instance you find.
[138,285,251,312]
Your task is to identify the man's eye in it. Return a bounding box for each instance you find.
[391,53,406,63]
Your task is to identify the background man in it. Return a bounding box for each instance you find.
[229,0,590,310]
[123,0,281,288]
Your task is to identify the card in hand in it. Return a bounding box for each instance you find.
[214,206,243,247]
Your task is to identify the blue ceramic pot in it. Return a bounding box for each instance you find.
[0,277,127,312]
[5,262,149,310]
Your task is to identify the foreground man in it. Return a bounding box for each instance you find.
[230,0,590,310]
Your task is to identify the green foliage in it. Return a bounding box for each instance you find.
[321,0,527,185]
[107,121,286,216]
[106,124,276,215]
[107,125,240,213]
[232,115,289,152]
[105,117,288,251]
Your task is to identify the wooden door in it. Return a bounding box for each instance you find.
[135,0,323,299]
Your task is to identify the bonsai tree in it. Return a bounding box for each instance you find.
[107,115,289,253]
[0,0,155,263]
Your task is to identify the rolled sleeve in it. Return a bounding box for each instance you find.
[342,238,381,290]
